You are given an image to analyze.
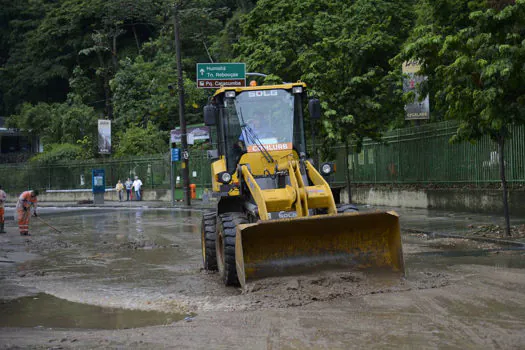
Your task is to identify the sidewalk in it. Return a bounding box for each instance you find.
[4,199,214,210]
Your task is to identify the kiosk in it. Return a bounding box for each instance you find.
[92,169,105,205]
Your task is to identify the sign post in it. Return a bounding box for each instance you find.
[173,3,191,206]
[196,63,246,88]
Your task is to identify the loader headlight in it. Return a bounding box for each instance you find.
[218,171,232,184]
[225,91,236,98]
[292,86,303,94]
[321,163,333,175]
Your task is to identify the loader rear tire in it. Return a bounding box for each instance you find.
[337,203,358,213]
[201,212,218,271]
[216,212,249,286]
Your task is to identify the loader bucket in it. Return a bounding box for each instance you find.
[235,211,404,288]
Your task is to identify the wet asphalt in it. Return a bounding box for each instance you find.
[1,201,524,334]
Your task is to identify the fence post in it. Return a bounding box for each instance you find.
[344,141,352,203]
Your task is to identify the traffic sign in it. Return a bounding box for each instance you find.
[171,148,181,162]
[197,63,246,89]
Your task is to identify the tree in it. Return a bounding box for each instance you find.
[235,0,413,148]
[114,123,168,157]
[78,0,167,117]
[110,51,207,132]
[401,0,525,236]
[7,97,99,147]
[0,0,60,115]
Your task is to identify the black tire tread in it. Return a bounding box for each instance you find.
[201,211,217,271]
[218,212,249,286]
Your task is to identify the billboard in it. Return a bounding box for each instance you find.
[98,119,111,154]
[403,61,430,120]
[170,126,210,145]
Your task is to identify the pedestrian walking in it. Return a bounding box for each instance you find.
[0,185,6,233]
[124,177,133,201]
[132,176,143,201]
[115,179,124,202]
[16,190,38,236]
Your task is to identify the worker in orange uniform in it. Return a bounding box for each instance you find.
[0,185,6,233]
[16,190,39,236]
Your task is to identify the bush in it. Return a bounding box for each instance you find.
[29,143,83,164]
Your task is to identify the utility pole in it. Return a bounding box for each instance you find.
[173,2,191,206]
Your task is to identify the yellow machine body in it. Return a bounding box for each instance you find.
[235,211,403,288]
[207,82,404,287]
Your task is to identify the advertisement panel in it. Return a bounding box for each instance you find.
[98,119,111,154]
[403,61,430,120]
[170,126,210,145]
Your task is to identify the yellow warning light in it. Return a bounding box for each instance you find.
[249,80,257,87]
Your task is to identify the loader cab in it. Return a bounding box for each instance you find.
[205,83,308,172]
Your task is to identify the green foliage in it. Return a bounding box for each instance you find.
[401,0,525,143]
[76,135,97,160]
[235,0,415,151]
[114,123,168,157]
[29,143,83,164]
[8,99,99,146]
[110,52,207,131]
[0,0,250,161]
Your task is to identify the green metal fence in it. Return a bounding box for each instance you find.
[2,121,524,195]
[0,151,212,195]
[331,121,525,186]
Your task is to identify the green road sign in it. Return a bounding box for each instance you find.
[197,63,246,89]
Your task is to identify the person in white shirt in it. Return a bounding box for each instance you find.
[132,176,143,201]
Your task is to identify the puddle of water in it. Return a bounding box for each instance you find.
[0,293,186,329]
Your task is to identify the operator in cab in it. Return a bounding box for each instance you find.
[238,111,272,150]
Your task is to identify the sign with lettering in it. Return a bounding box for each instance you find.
[197,63,246,89]
[403,61,430,120]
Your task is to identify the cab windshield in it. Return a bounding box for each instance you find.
[221,88,305,171]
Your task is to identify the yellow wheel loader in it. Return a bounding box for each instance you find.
[200,81,404,288]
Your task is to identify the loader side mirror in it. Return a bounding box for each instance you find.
[203,105,218,126]
[308,99,321,119]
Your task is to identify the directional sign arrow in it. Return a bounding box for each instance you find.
[199,68,205,76]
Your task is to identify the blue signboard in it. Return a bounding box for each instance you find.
[171,148,181,162]
[92,169,106,193]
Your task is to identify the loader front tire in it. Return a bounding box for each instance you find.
[337,203,358,213]
[201,212,218,271]
[216,212,249,286]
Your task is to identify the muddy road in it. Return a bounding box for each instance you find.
[1,207,525,349]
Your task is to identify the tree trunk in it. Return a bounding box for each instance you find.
[202,40,214,63]
[103,77,112,119]
[112,26,119,71]
[132,24,140,52]
[96,51,112,118]
[497,137,511,237]
[344,140,352,203]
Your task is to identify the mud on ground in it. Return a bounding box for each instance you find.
[1,208,525,349]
